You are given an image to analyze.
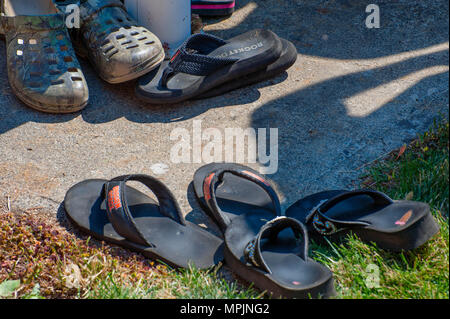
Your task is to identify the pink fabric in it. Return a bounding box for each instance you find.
[192,3,235,10]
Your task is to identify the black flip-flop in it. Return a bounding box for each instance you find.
[136,30,282,104]
[64,174,223,268]
[195,38,297,99]
[193,163,281,233]
[224,215,335,298]
[285,189,440,251]
[191,0,236,16]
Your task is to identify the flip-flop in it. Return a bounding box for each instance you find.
[224,215,335,298]
[136,29,282,104]
[191,0,236,16]
[285,189,440,251]
[64,174,223,268]
[195,38,297,99]
[68,0,164,84]
[0,0,89,113]
[193,163,281,233]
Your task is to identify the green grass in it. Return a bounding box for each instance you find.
[84,265,261,299]
[0,211,259,299]
[311,119,449,298]
[1,120,448,299]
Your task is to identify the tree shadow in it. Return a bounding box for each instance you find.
[249,49,448,207]
[206,0,448,59]
[1,0,447,136]
[183,0,449,207]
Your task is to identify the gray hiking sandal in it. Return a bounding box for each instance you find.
[0,0,89,113]
[69,0,164,84]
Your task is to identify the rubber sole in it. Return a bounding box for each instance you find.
[192,7,235,16]
[103,49,165,84]
[9,76,88,114]
[65,208,223,269]
[354,211,440,251]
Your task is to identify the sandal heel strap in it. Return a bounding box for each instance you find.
[161,33,238,86]
[103,174,186,247]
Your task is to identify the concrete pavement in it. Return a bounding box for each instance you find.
[0,0,448,235]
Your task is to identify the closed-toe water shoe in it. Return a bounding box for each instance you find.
[224,215,335,298]
[0,0,89,113]
[73,0,164,84]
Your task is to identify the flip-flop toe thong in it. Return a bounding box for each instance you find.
[64,174,223,268]
[193,163,281,233]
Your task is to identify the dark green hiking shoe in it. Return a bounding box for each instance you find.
[62,0,164,84]
[0,0,89,113]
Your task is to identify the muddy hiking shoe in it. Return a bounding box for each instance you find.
[57,0,164,84]
[0,0,89,113]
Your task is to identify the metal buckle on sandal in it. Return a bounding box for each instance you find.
[305,199,328,222]
[306,199,342,236]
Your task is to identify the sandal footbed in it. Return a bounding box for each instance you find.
[193,163,278,232]
[224,213,335,298]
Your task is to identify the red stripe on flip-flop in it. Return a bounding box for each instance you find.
[203,173,216,201]
[170,50,180,62]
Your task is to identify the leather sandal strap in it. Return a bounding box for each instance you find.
[103,174,185,247]
[244,217,309,274]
